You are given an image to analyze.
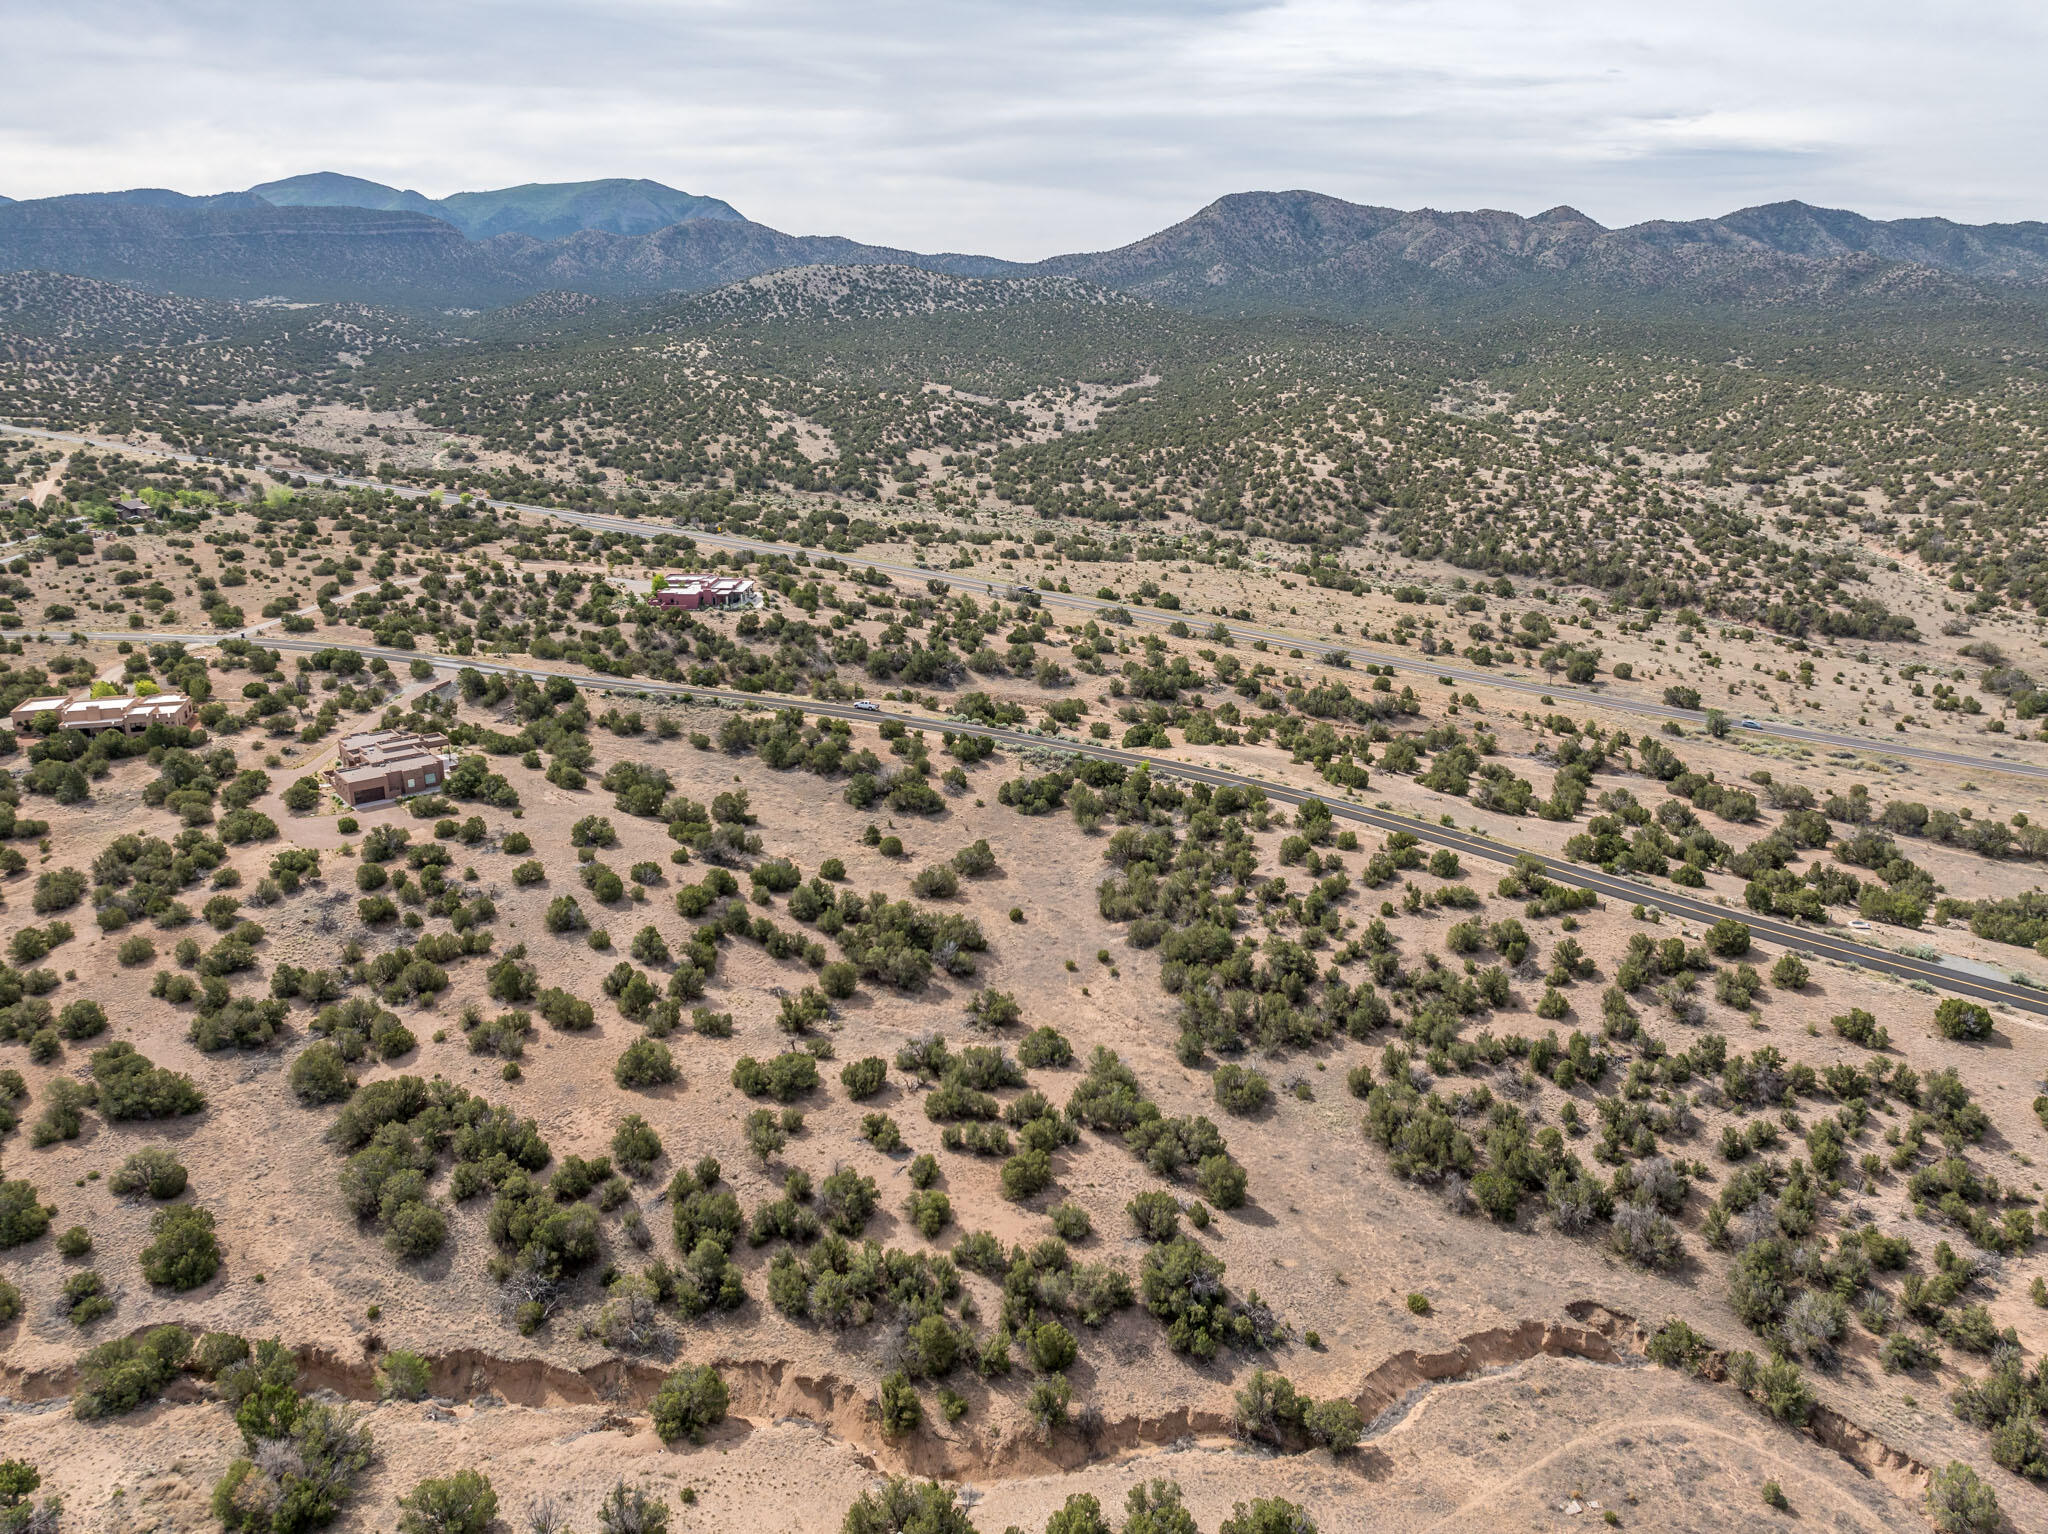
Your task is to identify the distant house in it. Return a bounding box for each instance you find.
[8,691,195,734]
[650,574,757,611]
[326,729,455,807]
[114,497,155,522]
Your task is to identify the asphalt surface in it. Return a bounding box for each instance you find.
[13,420,2046,783]
[94,625,2048,1020]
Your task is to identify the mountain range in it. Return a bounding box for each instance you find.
[245,173,743,240]
[2,174,2046,317]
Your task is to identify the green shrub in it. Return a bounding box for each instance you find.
[1026,1320,1078,1372]
[906,1189,953,1239]
[1644,1318,1712,1374]
[1196,1154,1248,1210]
[62,1269,112,1326]
[820,1168,879,1234]
[1306,1397,1363,1451]
[1211,1063,1271,1116]
[732,1052,817,1101]
[1925,1461,2001,1534]
[1026,1373,1072,1435]
[840,1056,887,1098]
[92,1041,204,1119]
[397,1470,498,1534]
[878,1370,922,1438]
[385,1200,448,1260]
[1219,1498,1318,1534]
[191,1331,250,1379]
[1000,1148,1053,1202]
[1934,997,1993,1041]
[140,1204,221,1290]
[650,1365,728,1445]
[614,1037,678,1089]
[30,1079,92,1145]
[377,1348,433,1401]
[1704,919,1751,957]
[612,1114,663,1178]
[1049,1202,1092,1241]
[1128,1191,1181,1243]
[0,1180,53,1247]
[31,867,84,914]
[289,1041,355,1104]
[103,1146,186,1201]
[1018,1026,1073,1068]
[74,1325,191,1419]
[842,1479,976,1534]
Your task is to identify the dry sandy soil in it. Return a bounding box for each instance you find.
[0,483,2043,1532]
[0,683,2044,1530]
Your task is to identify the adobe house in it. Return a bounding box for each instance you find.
[649,574,757,611]
[8,691,196,734]
[325,729,456,807]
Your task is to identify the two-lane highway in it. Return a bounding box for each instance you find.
[92,625,2048,1020]
[13,419,2044,783]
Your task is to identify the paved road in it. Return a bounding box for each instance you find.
[14,420,2045,783]
[95,625,2048,1019]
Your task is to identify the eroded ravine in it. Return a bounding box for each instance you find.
[0,1299,1937,1508]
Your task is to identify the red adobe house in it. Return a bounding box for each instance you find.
[326,729,456,807]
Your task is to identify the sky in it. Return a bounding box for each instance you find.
[1,0,2042,259]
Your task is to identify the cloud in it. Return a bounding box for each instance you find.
[0,0,2040,257]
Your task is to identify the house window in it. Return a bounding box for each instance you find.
[425,772,437,785]
[405,777,417,791]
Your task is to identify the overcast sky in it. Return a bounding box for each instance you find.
[3,0,2041,258]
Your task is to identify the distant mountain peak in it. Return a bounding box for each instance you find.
[250,172,444,219]
[244,173,744,241]
[1532,205,1602,228]
[437,178,743,240]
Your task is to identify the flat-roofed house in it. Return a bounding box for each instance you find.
[8,692,196,734]
[7,697,66,730]
[326,729,456,807]
[650,575,757,611]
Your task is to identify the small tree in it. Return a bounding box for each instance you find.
[1044,1495,1111,1534]
[398,1470,498,1534]
[1925,1461,2001,1534]
[110,1147,188,1200]
[1219,1499,1318,1534]
[377,1348,433,1401]
[612,1114,663,1178]
[877,1369,922,1438]
[841,1480,975,1534]
[614,1037,678,1089]
[1704,919,1751,958]
[140,1204,221,1290]
[1934,998,1993,1041]
[649,1365,728,1445]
